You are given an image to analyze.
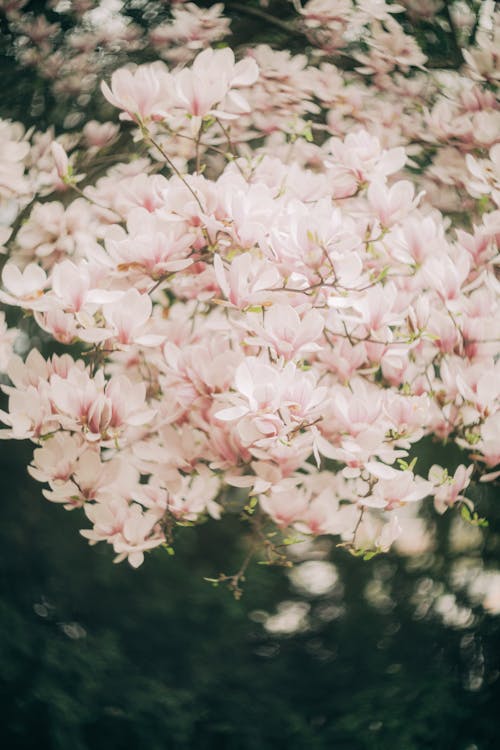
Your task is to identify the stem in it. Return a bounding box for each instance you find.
[194,124,203,175]
[232,2,304,38]
[143,129,205,213]
[342,321,355,346]
[352,507,365,546]
[218,542,257,599]
[148,273,173,296]
[214,118,247,180]
[69,182,122,220]
[2,197,36,261]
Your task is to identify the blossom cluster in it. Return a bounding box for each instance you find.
[0,2,498,568]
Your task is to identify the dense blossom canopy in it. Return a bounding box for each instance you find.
[0,0,498,573]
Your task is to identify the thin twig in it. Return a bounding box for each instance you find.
[352,507,365,546]
[232,2,304,38]
[143,129,205,212]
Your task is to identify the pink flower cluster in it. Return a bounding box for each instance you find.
[0,7,498,568]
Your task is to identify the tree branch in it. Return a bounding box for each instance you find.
[231,2,305,38]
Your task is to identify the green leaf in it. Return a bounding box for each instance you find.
[283,536,300,546]
[460,505,488,527]
[461,505,472,522]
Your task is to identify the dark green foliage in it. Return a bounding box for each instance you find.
[0,0,484,130]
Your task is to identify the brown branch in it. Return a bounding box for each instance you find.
[231,2,305,38]
[142,128,205,213]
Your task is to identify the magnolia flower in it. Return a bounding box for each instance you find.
[82,120,119,148]
[361,471,433,510]
[0,262,48,309]
[0,22,499,574]
[466,144,500,207]
[0,311,18,371]
[101,64,172,124]
[173,47,258,120]
[81,499,164,568]
[51,142,70,180]
[259,481,311,528]
[213,252,281,310]
[367,180,422,227]
[29,432,84,484]
[325,130,406,185]
[49,369,155,440]
[245,304,325,361]
[429,464,474,514]
[102,289,164,347]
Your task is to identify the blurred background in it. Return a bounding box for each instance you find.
[2,436,500,749]
[1,2,499,748]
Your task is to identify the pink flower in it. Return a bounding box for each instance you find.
[49,368,155,440]
[173,47,258,120]
[475,414,500,471]
[361,472,433,510]
[51,260,90,313]
[112,504,166,568]
[101,64,172,124]
[83,120,119,148]
[246,304,324,361]
[466,144,500,207]
[213,252,280,310]
[29,433,83,484]
[0,263,48,309]
[259,481,311,528]
[34,308,78,344]
[429,464,474,514]
[81,499,164,568]
[367,180,422,227]
[102,289,161,347]
[51,142,70,180]
[0,384,57,440]
[326,130,406,185]
[104,207,194,278]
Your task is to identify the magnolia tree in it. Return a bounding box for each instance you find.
[0,0,498,588]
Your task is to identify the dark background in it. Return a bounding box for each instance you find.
[1,438,499,750]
